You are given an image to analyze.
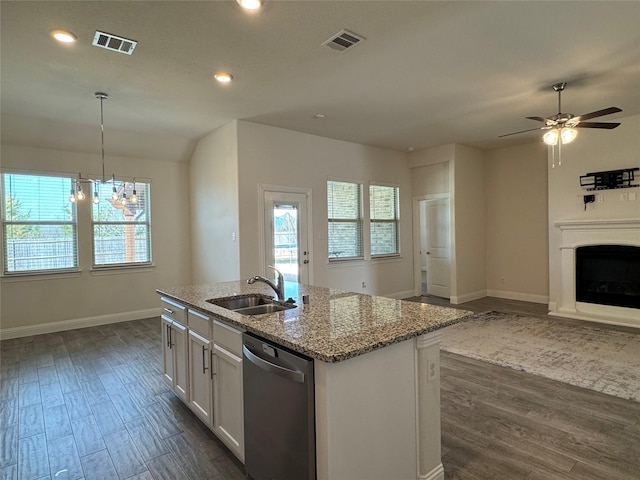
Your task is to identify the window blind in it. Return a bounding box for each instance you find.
[327,180,363,261]
[369,185,399,257]
[92,180,152,267]
[2,173,78,273]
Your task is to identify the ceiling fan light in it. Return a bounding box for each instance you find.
[561,128,577,144]
[543,129,559,146]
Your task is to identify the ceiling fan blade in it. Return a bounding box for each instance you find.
[526,116,547,123]
[573,107,622,122]
[575,122,621,129]
[499,126,549,138]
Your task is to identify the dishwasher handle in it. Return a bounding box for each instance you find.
[242,345,305,384]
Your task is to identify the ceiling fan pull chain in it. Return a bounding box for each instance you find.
[558,140,562,167]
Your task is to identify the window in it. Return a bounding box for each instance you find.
[369,184,399,257]
[327,180,363,261]
[2,172,78,274]
[92,180,151,267]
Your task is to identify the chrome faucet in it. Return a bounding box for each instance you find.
[247,265,285,301]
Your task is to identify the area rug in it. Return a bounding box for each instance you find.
[440,311,640,403]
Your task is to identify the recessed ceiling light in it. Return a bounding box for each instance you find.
[314,114,326,119]
[50,29,77,44]
[407,147,415,152]
[236,0,263,10]
[214,72,233,84]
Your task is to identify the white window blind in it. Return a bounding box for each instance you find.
[2,172,78,274]
[327,180,363,261]
[369,184,400,257]
[92,180,152,267]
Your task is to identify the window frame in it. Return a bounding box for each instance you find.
[327,179,364,262]
[1,170,79,275]
[369,183,401,258]
[91,179,152,269]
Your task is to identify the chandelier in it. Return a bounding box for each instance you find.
[69,92,137,205]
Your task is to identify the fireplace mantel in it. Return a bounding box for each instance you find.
[555,218,640,231]
[550,217,640,328]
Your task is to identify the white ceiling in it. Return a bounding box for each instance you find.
[2,1,639,162]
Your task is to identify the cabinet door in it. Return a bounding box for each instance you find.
[212,343,244,461]
[161,316,175,388]
[188,330,212,427]
[172,320,189,402]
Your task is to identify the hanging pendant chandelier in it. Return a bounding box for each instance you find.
[69,92,137,205]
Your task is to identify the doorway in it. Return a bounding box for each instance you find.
[263,190,311,285]
[414,196,451,298]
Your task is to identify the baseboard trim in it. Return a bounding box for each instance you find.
[420,463,445,480]
[486,289,549,305]
[0,308,161,340]
[451,290,486,304]
[386,289,416,300]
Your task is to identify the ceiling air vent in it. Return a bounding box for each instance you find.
[322,29,365,52]
[92,31,137,55]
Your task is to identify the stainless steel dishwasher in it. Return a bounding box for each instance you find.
[242,332,316,480]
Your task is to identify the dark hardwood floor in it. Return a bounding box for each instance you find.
[1,297,639,479]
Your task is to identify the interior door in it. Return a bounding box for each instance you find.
[424,198,451,298]
[264,192,310,285]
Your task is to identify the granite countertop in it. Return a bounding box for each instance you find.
[157,281,473,363]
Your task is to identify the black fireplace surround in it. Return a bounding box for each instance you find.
[576,245,640,310]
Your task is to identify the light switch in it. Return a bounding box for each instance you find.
[231,232,237,242]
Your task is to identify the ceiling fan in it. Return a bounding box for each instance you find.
[500,82,622,146]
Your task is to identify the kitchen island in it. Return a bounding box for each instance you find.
[157,281,472,480]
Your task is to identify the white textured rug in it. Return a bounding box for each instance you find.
[440,311,640,403]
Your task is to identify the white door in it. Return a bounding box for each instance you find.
[264,192,310,285]
[423,198,451,298]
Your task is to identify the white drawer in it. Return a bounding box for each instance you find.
[213,320,242,356]
[160,297,186,324]
[188,309,211,337]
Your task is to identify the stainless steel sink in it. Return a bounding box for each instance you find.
[207,294,296,315]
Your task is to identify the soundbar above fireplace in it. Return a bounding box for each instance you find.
[576,245,640,310]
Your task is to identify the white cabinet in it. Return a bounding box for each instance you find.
[212,342,244,460]
[161,300,245,462]
[161,297,188,402]
[171,321,188,401]
[161,315,174,386]
[188,329,213,427]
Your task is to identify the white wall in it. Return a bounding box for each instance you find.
[0,144,192,336]
[411,161,450,197]
[451,144,487,303]
[485,141,549,303]
[236,121,414,297]
[189,121,240,284]
[548,113,640,310]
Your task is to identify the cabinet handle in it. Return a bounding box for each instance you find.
[163,307,175,315]
[166,324,171,348]
[210,351,217,379]
[168,326,174,348]
[202,345,209,374]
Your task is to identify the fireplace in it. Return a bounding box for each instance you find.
[553,218,640,327]
[576,245,640,309]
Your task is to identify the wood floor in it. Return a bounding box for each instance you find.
[1,297,639,479]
